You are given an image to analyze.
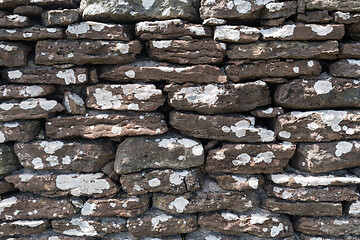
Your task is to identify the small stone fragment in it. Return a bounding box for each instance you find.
[101,161,119,181]
[0,41,31,67]
[333,11,360,24]
[0,120,41,143]
[0,13,31,27]
[210,174,264,191]
[214,25,260,43]
[0,144,19,179]
[330,59,360,78]
[0,180,15,194]
[0,85,55,100]
[42,9,79,27]
[262,1,297,19]
[203,18,226,26]
[63,91,86,115]
[251,107,284,118]
[0,220,50,237]
[0,27,64,41]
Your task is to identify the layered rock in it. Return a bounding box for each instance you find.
[42,9,79,27]
[214,25,260,43]
[0,85,55,100]
[0,121,41,143]
[330,59,360,78]
[0,27,64,41]
[210,174,264,191]
[0,42,31,67]
[0,220,50,237]
[262,1,297,20]
[0,144,19,178]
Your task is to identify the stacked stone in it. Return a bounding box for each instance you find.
[0,0,360,239]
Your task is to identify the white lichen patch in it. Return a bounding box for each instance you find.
[148,178,161,187]
[32,157,44,169]
[347,59,360,66]
[279,131,291,139]
[335,141,353,157]
[92,86,123,109]
[265,2,284,12]
[308,24,334,36]
[120,83,161,101]
[253,151,275,163]
[0,196,17,215]
[56,69,80,85]
[349,201,360,216]
[169,171,188,185]
[172,84,224,106]
[39,140,64,154]
[7,70,22,79]
[19,174,34,182]
[314,80,333,94]
[157,137,203,156]
[260,25,296,39]
[0,131,5,143]
[249,213,270,224]
[12,220,45,227]
[168,197,189,213]
[292,67,299,73]
[81,202,97,216]
[232,153,251,166]
[152,40,172,49]
[271,173,360,186]
[151,214,172,229]
[270,223,284,237]
[136,19,182,33]
[221,212,239,221]
[307,122,320,130]
[63,218,98,236]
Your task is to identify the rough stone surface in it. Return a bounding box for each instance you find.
[42,9,79,27]
[348,23,360,40]
[0,27,64,41]
[0,144,19,179]
[0,85,55,100]
[297,10,333,23]
[0,13,31,27]
[0,231,86,239]
[0,0,30,9]
[251,107,284,118]
[63,91,86,115]
[0,120,41,143]
[262,1,297,19]
[305,0,360,12]
[30,0,76,7]
[0,180,15,194]
[0,219,50,237]
[13,5,43,16]
[339,42,360,58]
[330,59,360,78]
[210,174,264,191]
[0,42,31,67]
[165,81,271,114]
[214,25,260,43]
[334,11,360,24]
[101,161,119,181]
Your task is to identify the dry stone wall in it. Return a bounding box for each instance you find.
[0,0,360,239]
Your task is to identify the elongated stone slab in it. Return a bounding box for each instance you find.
[297,233,352,240]
[120,169,201,195]
[0,27,64,41]
[339,43,360,58]
[226,60,321,81]
[198,210,293,238]
[214,25,260,43]
[66,21,133,40]
[275,110,360,142]
[148,40,226,65]
[170,111,275,143]
[114,133,204,174]
[13,5,43,16]
[0,13,31,27]
[0,144,19,179]
[8,231,96,239]
[305,0,360,12]
[35,40,142,65]
[227,40,338,60]
[0,220,50,237]
[30,0,76,7]
[0,85,55,100]
[330,59,360,78]
[3,67,88,85]
[210,174,264,191]
[127,210,198,237]
[206,142,296,174]
[251,107,284,118]
[274,76,360,109]
[99,60,227,84]
[0,120,40,143]
[165,81,270,114]
[45,112,168,139]
[0,194,76,220]
[262,1,297,19]
[14,140,115,172]
[81,195,149,217]
[0,42,31,67]
[136,19,211,40]
[334,11,360,24]
[86,84,165,111]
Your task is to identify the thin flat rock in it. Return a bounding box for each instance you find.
[0,27,64,41]
[0,85,55,100]
[0,120,40,143]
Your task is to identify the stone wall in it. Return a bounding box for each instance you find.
[0,0,360,239]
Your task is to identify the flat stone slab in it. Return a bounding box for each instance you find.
[275,110,360,142]
[35,40,142,65]
[297,233,353,240]
[334,11,360,24]
[14,140,114,172]
[42,9,79,27]
[226,60,321,81]
[262,1,297,20]
[45,111,168,139]
[148,40,226,65]
[265,198,342,216]
[0,41,31,67]
[0,194,76,220]
[66,21,133,40]
[164,81,271,114]
[127,210,198,237]
[330,59,360,78]
[214,25,260,43]
[210,174,264,191]
[0,120,40,143]
[227,40,339,60]
[0,220,50,238]
[274,76,360,109]
[3,66,88,85]
[0,85,55,100]
[170,111,275,143]
[52,217,127,237]
[198,210,293,238]
[2,230,87,240]
[86,84,165,111]
[0,144,19,178]
[136,19,211,40]
[114,133,204,174]
[120,169,201,195]
[81,195,149,217]
[206,142,296,174]
[305,0,360,12]
[339,43,360,58]
[99,60,227,84]
[0,27,64,41]
[0,13,31,27]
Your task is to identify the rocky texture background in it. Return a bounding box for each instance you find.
[0,0,360,239]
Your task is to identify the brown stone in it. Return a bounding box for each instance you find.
[202,18,226,26]
[89,67,99,84]
[261,78,288,84]
[127,210,198,237]
[0,41,31,67]
[206,142,296,174]
[296,11,333,23]
[0,180,15,194]
[214,25,260,43]
[339,42,360,58]
[99,60,227,84]
[333,11,360,24]
[348,23,360,40]
[0,220,50,237]
[0,85,55,100]
[170,111,275,143]
[0,194,76,220]
[198,210,293,238]
[147,40,226,65]
[136,19,211,40]
[297,234,350,240]
[227,40,339,60]
[35,40,142,66]
[101,161,119,181]
[120,169,201,195]
[275,110,360,142]
[225,60,321,81]
[0,144,19,179]
[0,0,29,9]
[63,91,86,115]
[330,59,360,78]
[0,27,64,41]
[210,174,264,191]
[81,194,149,217]
[264,198,342,216]
[0,120,40,143]
[305,0,360,12]
[45,111,168,139]
[251,107,284,118]
[86,84,165,111]
[31,0,76,7]
[0,13,31,27]
[261,1,297,19]
[13,5,43,16]
[164,81,270,114]
[3,231,87,240]
[42,9,79,27]
[261,18,285,27]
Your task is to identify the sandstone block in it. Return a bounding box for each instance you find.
[42,9,79,27]
[0,85,55,100]
[0,42,31,67]
[214,25,260,43]
[330,59,360,78]
[63,91,86,115]
[0,220,50,237]
[296,10,332,23]
[0,144,19,179]
[0,27,64,41]
[0,120,41,143]
[210,174,264,191]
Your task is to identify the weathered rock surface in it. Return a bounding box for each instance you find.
[0,42,31,67]
[120,169,201,195]
[275,110,360,142]
[3,66,88,85]
[164,81,270,114]
[127,210,198,237]
[210,174,264,191]
[86,84,165,111]
[80,0,199,22]
[305,0,360,12]
[136,19,211,40]
[1,230,86,240]
[330,59,360,78]
[334,11,360,24]
[262,1,297,19]
[0,180,15,194]
[0,13,31,27]
[251,107,284,118]
[0,121,41,143]
[348,23,360,40]
[170,111,275,143]
[264,198,342,216]
[35,40,142,65]
[348,201,360,217]
[226,60,321,81]
[339,43,360,59]
[298,233,357,240]
[147,40,226,65]
[13,5,43,16]
[0,27,64,41]
[45,112,168,139]
[227,40,339,60]
[0,85,55,100]
[52,217,127,237]
[67,21,133,40]
[101,161,119,181]
[107,232,183,240]
[63,91,86,115]
[296,10,332,23]
[214,25,260,43]
[5,172,119,198]
[114,133,204,174]
[0,194,76,220]
[99,60,227,84]
[14,140,115,172]
[81,195,149,217]
[198,210,293,238]
[206,142,296,174]
[0,0,29,9]
[0,220,50,237]
[42,9,79,27]
[30,0,76,7]
[0,145,18,179]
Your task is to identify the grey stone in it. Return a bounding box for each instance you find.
[0,27,64,41]
[0,220,50,238]
[42,9,79,27]
[305,0,360,12]
[0,120,41,143]
[0,41,31,67]
[330,59,360,79]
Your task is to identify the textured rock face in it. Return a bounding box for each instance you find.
[0,120,41,143]
[63,91,86,115]
[0,42,31,67]
[0,27,64,41]
[0,85,55,100]
[214,25,260,43]
[42,9,79,27]
[0,145,19,178]
[0,220,50,237]
[330,59,360,78]
[305,0,360,12]
[0,180,15,194]
[210,174,264,191]
[340,42,360,58]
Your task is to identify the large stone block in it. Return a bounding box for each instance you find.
[0,120,41,143]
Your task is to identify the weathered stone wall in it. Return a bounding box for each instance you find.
[0,0,360,239]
